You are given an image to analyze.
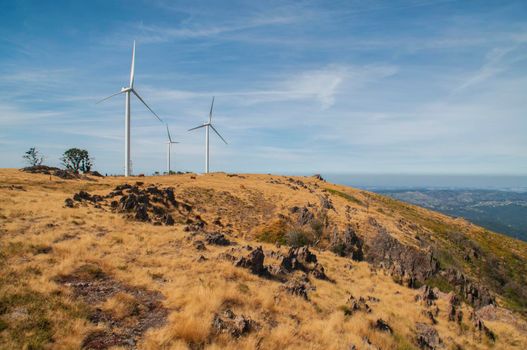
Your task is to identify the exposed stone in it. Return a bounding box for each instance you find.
[310,263,328,280]
[415,323,442,350]
[64,198,75,208]
[366,230,439,288]
[319,195,334,210]
[282,274,313,300]
[347,295,372,313]
[416,285,438,306]
[194,240,206,251]
[205,233,231,246]
[472,313,496,341]
[277,247,327,279]
[312,174,325,181]
[297,207,315,226]
[212,309,258,338]
[441,268,495,309]
[422,310,437,324]
[235,247,267,276]
[330,226,364,261]
[373,319,393,333]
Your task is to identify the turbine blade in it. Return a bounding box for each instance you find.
[188,124,206,131]
[209,96,215,123]
[130,41,136,88]
[96,91,123,104]
[165,124,172,142]
[131,89,163,123]
[210,124,228,144]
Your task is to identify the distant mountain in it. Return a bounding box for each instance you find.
[377,189,527,242]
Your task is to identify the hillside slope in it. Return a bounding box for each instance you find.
[0,169,526,350]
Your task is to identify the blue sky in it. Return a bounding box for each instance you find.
[1,0,526,175]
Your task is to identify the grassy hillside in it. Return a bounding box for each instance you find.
[0,169,526,349]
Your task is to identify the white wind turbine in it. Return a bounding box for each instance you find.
[188,97,227,174]
[97,40,164,177]
[165,124,179,175]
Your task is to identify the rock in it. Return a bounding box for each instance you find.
[472,313,495,341]
[415,323,441,350]
[294,246,317,264]
[330,226,364,261]
[282,274,313,300]
[347,295,371,313]
[194,240,206,251]
[312,174,325,181]
[212,309,257,338]
[416,285,438,306]
[278,247,327,280]
[311,263,328,280]
[319,195,334,210]
[64,198,75,208]
[373,319,393,333]
[73,190,91,202]
[205,233,231,246]
[134,204,149,221]
[441,268,495,309]
[235,247,267,276]
[365,230,439,288]
[422,310,437,324]
[163,214,174,226]
[297,207,315,226]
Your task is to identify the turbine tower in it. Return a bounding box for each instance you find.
[165,124,179,175]
[188,97,227,173]
[97,41,164,177]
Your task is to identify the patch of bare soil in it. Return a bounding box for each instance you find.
[54,264,168,349]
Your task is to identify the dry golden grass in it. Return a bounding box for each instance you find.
[0,168,525,349]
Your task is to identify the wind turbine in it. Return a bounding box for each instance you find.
[97,40,164,177]
[188,97,227,174]
[165,124,179,175]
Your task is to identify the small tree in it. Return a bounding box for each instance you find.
[61,148,93,173]
[23,147,44,166]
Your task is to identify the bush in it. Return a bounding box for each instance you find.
[285,230,312,248]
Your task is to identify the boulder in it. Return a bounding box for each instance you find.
[212,309,257,338]
[373,319,392,333]
[235,247,267,276]
[282,274,313,300]
[205,233,231,246]
[415,323,442,350]
[64,198,75,208]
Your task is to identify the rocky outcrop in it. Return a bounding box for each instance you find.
[279,247,327,280]
[330,226,364,261]
[205,233,231,246]
[366,230,439,287]
[415,323,442,350]
[212,309,258,338]
[281,274,313,300]
[69,184,190,226]
[441,268,495,309]
[346,295,372,314]
[235,247,267,276]
[415,285,438,307]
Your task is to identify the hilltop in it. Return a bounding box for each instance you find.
[0,168,526,350]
